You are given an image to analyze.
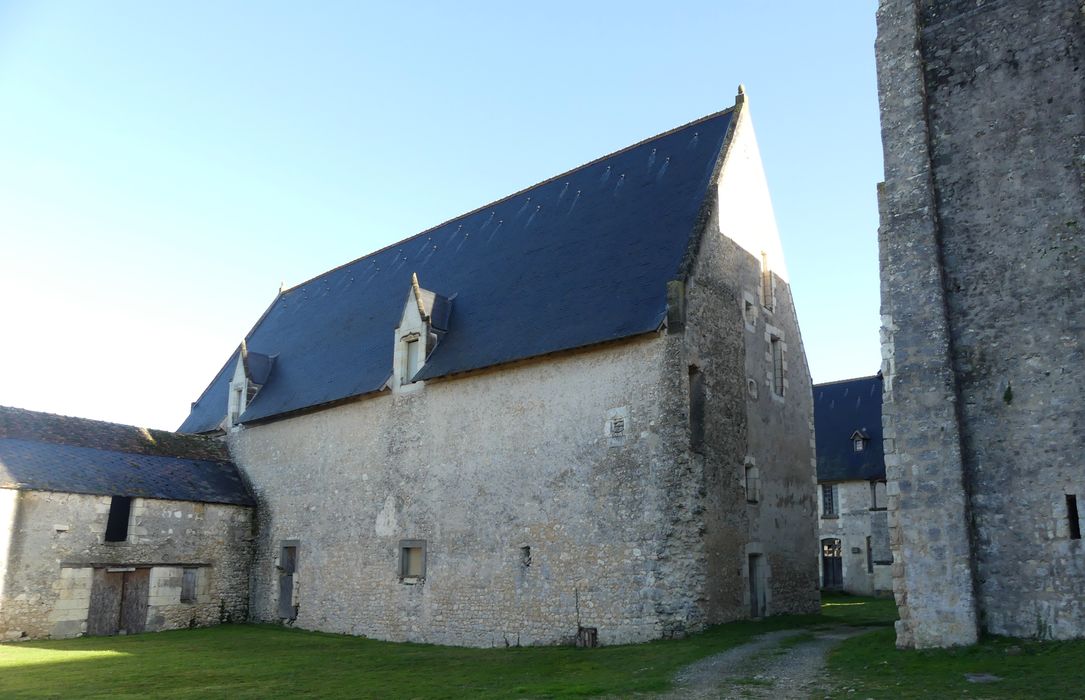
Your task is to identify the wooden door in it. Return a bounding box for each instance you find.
[87,569,124,636]
[279,544,298,620]
[87,568,149,636]
[748,554,765,618]
[822,538,843,589]
[119,568,149,634]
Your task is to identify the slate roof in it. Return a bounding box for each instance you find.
[814,375,885,483]
[0,406,253,506]
[181,108,736,432]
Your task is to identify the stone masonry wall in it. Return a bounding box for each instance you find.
[0,490,252,640]
[817,480,892,596]
[877,0,1085,646]
[232,336,691,647]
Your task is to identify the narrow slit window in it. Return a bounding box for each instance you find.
[104,496,132,542]
[770,337,784,397]
[520,546,532,568]
[745,464,759,504]
[760,252,773,310]
[689,365,705,452]
[1068,495,1081,540]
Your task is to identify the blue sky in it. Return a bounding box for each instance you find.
[0,2,883,430]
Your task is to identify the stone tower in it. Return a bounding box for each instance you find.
[876,0,1085,648]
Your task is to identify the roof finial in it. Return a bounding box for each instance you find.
[278,281,285,294]
[736,84,747,107]
[240,338,249,360]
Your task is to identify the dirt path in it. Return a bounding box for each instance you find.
[657,625,872,699]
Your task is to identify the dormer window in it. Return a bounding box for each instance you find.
[851,430,869,452]
[225,340,275,430]
[391,273,451,394]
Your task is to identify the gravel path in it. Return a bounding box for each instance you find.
[657,625,872,699]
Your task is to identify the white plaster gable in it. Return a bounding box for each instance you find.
[715,91,791,283]
[225,351,249,431]
[391,275,429,394]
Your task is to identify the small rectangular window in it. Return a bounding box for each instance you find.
[104,496,132,542]
[520,546,532,568]
[400,540,426,580]
[866,536,874,574]
[1068,495,1081,540]
[770,337,784,397]
[822,484,836,517]
[180,568,198,604]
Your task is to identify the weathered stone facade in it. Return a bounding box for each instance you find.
[226,97,818,647]
[817,480,892,596]
[0,491,252,640]
[876,0,1085,647]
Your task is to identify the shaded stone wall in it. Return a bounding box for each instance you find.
[685,96,819,623]
[0,490,252,640]
[877,0,1085,647]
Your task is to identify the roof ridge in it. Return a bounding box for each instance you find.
[814,374,882,388]
[280,107,737,296]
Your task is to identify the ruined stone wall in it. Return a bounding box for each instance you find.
[232,336,695,647]
[689,97,819,623]
[0,490,252,640]
[877,0,1085,646]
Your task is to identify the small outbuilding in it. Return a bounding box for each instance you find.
[0,406,254,640]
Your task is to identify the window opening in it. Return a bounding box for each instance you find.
[1068,495,1081,540]
[400,540,426,580]
[770,337,784,397]
[853,438,865,452]
[689,366,705,452]
[871,481,887,510]
[822,484,836,517]
[745,464,759,504]
[520,546,532,568]
[104,496,132,542]
[400,337,421,384]
[866,536,874,573]
[181,568,198,604]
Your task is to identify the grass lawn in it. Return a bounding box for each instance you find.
[3,593,1080,698]
[825,599,1085,699]
[0,613,829,699]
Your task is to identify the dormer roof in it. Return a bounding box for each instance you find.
[180,106,737,432]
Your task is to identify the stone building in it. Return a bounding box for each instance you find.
[876,0,1084,647]
[0,406,253,640]
[180,89,820,646]
[814,374,891,597]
